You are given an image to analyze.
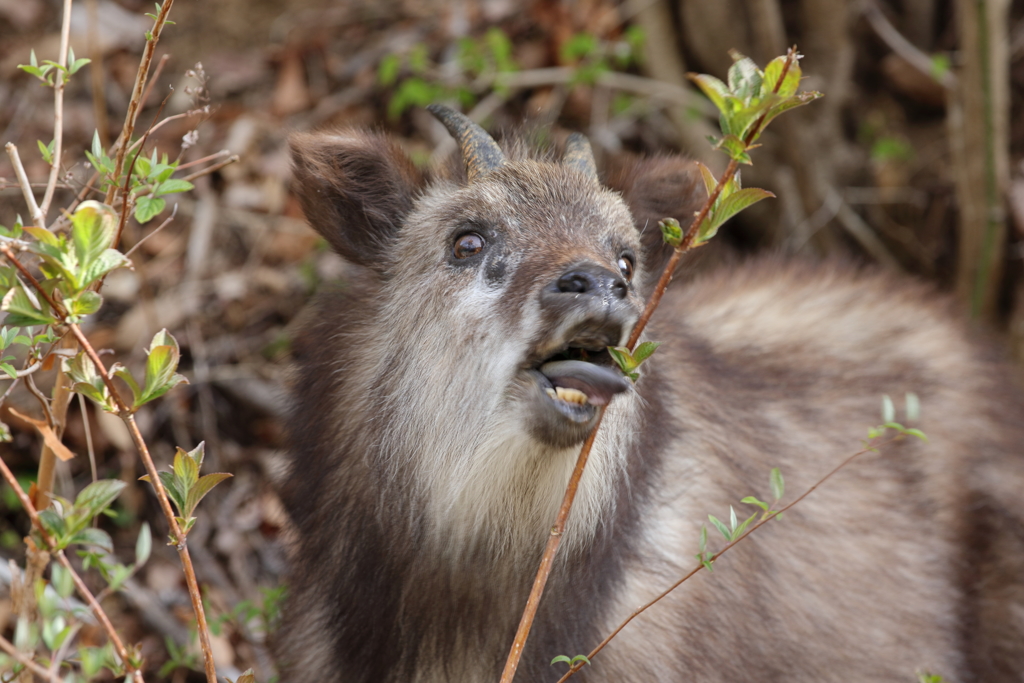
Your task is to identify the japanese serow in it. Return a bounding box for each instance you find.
[277,105,1024,682]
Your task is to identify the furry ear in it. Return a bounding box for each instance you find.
[605,155,705,295]
[290,131,424,270]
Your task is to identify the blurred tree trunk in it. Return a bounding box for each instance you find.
[950,0,1010,320]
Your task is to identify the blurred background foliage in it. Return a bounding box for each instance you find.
[0,0,1022,679]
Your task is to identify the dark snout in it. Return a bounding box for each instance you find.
[539,262,637,349]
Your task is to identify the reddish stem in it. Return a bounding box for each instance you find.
[499,47,799,683]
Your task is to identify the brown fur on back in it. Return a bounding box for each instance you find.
[277,132,1024,682]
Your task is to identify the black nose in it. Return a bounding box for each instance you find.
[553,263,628,300]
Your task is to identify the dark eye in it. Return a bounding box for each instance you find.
[453,233,485,259]
[617,255,634,281]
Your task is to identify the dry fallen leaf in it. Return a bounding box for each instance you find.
[8,408,77,462]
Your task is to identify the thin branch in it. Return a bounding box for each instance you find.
[104,0,176,206]
[175,150,232,172]
[555,436,902,682]
[125,204,177,258]
[863,1,956,90]
[79,394,97,483]
[0,633,61,682]
[4,144,44,227]
[23,373,55,428]
[38,0,73,224]
[180,155,239,183]
[139,54,171,109]
[499,48,799,683]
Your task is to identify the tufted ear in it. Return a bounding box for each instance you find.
[605,155,705,295]
[290,131,424,271]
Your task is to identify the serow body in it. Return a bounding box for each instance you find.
[277,106,1024,682]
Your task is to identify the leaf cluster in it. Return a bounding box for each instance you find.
[692,163,774,246]
[37,480,126,552]
[689,51,821,164]
[139,442,232,537]
[697,468,785,572]
[608,341,659,382]
[18,48,90,87]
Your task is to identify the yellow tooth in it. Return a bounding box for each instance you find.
[545,388,558,399]
[555,387,588,405]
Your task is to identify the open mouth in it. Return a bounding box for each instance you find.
[530,344,631,422]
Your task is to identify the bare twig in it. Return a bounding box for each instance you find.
[0,633,61,682]
[125,204,178,258]
[180,155,239,183]
[23,373,55,429]
[140,54,171,109]
[863,1,956,90]
[499,49,799,683]
[555,435,902,681]
[37,0,73,224]
[4,144,44,227]
[79,394,97,483]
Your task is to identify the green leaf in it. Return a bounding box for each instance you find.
[155,178,194,195]
[756,91,822,133]
[712,134,753,165]
[38,509,66,539]
[68,527,114,552]
[708,514,731,542]
[378,53,401,86]
[74,479,127,518]
[695,162,717,198]
[22,225,60,247]
[183,441,205,469]
[698,187,774,244]
[699,524,707,552]
[632,341,660,364]
[140,470,185,516]
[134,195,166,224]
[185,472,233,518]
[658,217,683,248]
[551,655,572,666]
[0,363,16,380]
[729,504,738,531]
[733,512,756,539]
[741,495,769,512]
[67,290,103,317]
[2,285,56,327]
[607,346,637,374]
[770,467,784,502]
[135,522,152,566]
[173,449,200,491]
[51,563,74,599]
[881,394,895,423]
[137,330,187,406]
[689,73,731,116]
[762,54,802,98]
[726,52,762,101]
[72,200,118,270]
[79,249,130,290]
[904,428,928,442]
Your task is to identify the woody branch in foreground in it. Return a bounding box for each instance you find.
[1,218,227,683]
[498,47,822,683]
[0,0,235,678]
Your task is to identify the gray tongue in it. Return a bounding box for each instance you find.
[539,360,631,406]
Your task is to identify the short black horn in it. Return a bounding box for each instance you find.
[563,133,598,182]
[427,104,506,182]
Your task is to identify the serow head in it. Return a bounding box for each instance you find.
[290,106,685,449]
